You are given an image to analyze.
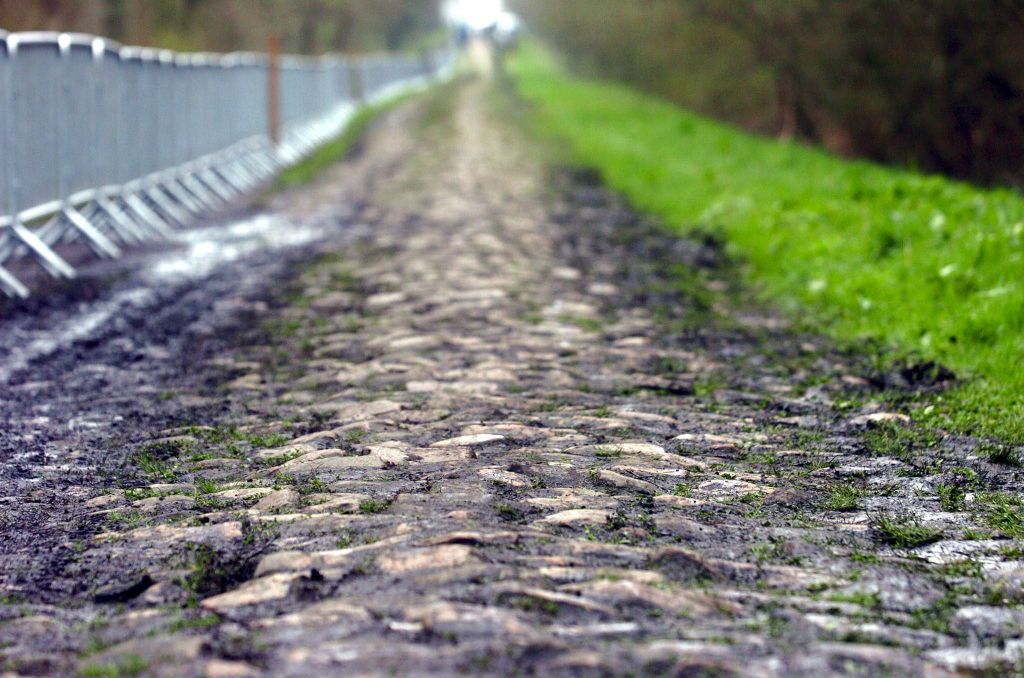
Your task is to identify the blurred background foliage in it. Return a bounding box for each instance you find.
[513,0,1024,188]
[0,0,441,53]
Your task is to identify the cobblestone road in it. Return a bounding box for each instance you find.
[2,80,1023,678]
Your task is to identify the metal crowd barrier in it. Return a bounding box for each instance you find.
[0,29,455,298]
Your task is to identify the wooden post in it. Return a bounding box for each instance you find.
[267,35,281,145]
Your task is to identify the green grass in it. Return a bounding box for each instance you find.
[977,492,1024,539]
[133,452,177,481]
[510,43,1024,442]
[872,512,944,548]
[671,483,692,497]
[79,655,148,678]
[193,478,219,495]
[358,498,391,514]
[823,484,864,512]
[937,483,967,512]
[863,422,940,460]
[165,613,220,633]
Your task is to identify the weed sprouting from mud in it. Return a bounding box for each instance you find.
[823,484,863,512]
[80,655,149,678]
[358,498,392,514]
[133,453,176,481]
[872,513,943,548]
[977,492,1024,539]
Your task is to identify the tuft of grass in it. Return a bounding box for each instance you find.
[133,453,176,481]
[823,484,863,512]
[335,530,353,549]
[194,478,219,495]
[828,591,882,608]
[848,551,881,564]
[107,510,146,529]
[938,467,980,515]
[510,42,1024,442]
[653,356,689,376]
[358,498,391,514]
[178,544,240,596]
[178,425,290,455]
[508,594,561,616]
[494,502,524,522]
[246,433,290,449]
[745,451,778,465]
[534,396,563,413]
[979,442,1022,467]
[259,451,304,468]
[872,512,943,548]
[560,315,604,333]
[693,374,726,399]
[936,483,967,512]
[298,477,329,496]
[181,545,218,594]
[345,429,369,444]
[939,560,984,578]
[80,656,149,678]
[976,492,1024,539]
[863,422,940,459]
[671,483,692,497]
[166,614,220,633]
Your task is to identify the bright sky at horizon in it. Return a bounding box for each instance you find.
[443,0,507,30]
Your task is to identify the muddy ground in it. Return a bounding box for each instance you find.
[1,79,1023,677]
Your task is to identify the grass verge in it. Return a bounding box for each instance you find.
[274,92,417,190]
[509,42,1024,442]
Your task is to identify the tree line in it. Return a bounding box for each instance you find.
[0,0,440,54]
[513,0,1024,188]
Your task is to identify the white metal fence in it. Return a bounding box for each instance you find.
[0,29,454,298]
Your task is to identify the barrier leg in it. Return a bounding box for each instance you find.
[9,222,76,279]
[236,157,267,184]
[181,175,221,210]
[31,215,69,248]
[197,168,236,203]
[145,186,191,227]
[94,196,150,244]
[122,193,175,239]
[160,180,204,216]
[232,160,262,188]
[245,152,278,179]
[63,206,122,259]
[216,162,253,192]
[0,263,29,299]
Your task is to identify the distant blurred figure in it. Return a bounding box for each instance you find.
[443,0,505,34]
[492,10,522,50]
[488,11,521,81]
[443,0,521,81]
[454,22,471,48]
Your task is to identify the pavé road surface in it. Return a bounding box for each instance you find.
[2,78,1023,677]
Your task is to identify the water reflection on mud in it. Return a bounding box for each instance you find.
[0,211,320,384]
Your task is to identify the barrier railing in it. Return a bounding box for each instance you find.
[0,29,455,298]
